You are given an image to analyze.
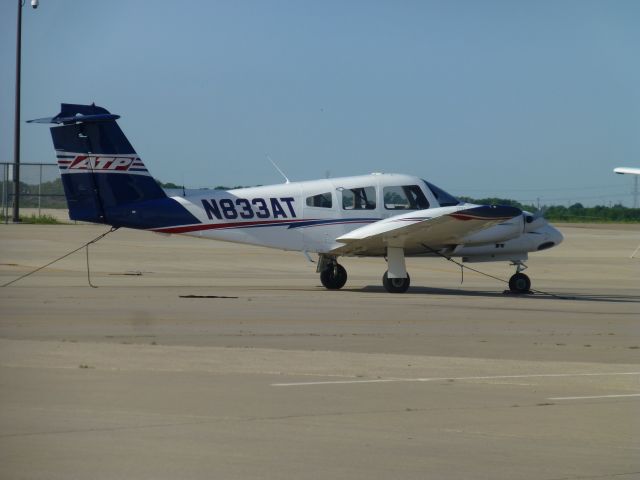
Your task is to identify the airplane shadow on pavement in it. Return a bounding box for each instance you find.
[356,285,640,304]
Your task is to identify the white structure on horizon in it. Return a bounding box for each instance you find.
[614,167,640,209]
[614,167,640,259]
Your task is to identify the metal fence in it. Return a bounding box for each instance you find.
[1,162,65,223]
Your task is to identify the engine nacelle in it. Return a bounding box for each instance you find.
[454,221,564,260]
[459,216,522,245]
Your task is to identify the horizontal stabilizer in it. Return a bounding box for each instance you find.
[27,103,120,124]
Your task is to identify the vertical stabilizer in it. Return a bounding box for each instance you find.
[29,103,167,224]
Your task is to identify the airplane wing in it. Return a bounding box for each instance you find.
[330,205,522,256]
[614,167,640,175]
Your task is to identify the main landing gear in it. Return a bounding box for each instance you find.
[382,271,410,293]
[382,246,411,293]
[318,249,412,293]
[508,261,531,293]
[318,256,348,290]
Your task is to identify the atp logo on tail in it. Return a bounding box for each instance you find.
[58,155,148,173]
[68,156,135,170]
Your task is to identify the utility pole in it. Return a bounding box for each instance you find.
[12,0,22,223]
[11,0,39,222]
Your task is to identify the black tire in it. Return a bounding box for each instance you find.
[320,264,348,290]
[509,272,531,293]
[382,271,410,293]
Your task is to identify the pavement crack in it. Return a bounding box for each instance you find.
[0,420,217,439]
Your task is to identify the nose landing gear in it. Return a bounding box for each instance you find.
[508,261,531,293]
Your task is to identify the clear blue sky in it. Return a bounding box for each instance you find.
[1,0,639,206]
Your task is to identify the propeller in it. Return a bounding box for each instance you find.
[523,209,546,233]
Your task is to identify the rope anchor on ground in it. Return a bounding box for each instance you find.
[1,227,118,288]
[420,243,570,299]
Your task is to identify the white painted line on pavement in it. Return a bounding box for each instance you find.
[271,371,640,387]
[549,393,640,401]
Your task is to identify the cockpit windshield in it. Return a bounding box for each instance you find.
[423,180,461,207]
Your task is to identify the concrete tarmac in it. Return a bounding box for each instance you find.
[1,224,639,479]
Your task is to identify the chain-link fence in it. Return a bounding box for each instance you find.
[1,162,66,223]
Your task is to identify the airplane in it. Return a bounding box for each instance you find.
[29,103,564,293]
[614,167,640,176]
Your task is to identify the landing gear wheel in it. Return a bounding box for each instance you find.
[509,272,531,293]
[382,271,410,293]
[320,264,347,290]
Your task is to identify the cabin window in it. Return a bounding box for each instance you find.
[342,186,376,210]
[383,185,430,210]
[306,192,333,208]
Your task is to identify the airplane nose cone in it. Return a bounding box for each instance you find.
[535,223,564,251]
[550,225,564,246]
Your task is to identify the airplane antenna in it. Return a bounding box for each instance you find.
[266,155,290,184]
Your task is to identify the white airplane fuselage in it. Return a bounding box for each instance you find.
[158,173,563,262]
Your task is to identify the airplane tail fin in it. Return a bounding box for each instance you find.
[29,103,174,226]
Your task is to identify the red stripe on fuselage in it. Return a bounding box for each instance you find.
[151,217,377,234]
[152,218,311,234]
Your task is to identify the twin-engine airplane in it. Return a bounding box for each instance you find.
[30,104,563,293]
